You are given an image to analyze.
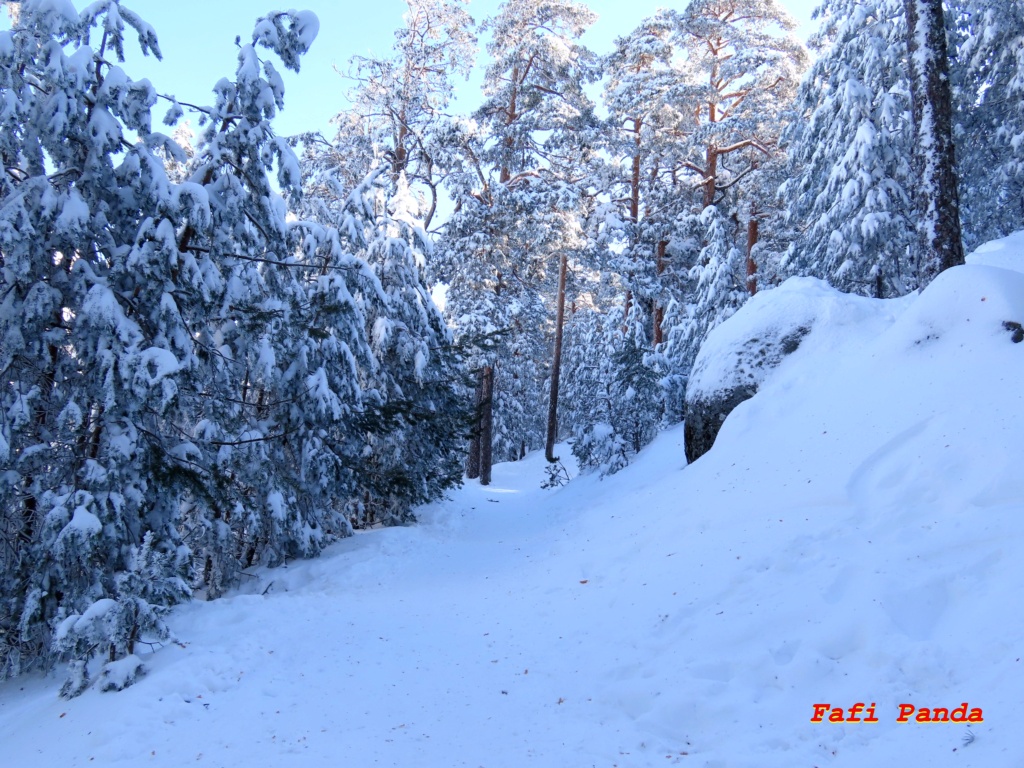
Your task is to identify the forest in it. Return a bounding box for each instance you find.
[0,0,1021,696]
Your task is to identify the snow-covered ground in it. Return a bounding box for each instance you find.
[3,234,1024,766]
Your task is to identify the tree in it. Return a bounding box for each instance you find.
[656,0,806,410]
[440,0,597,479]
[563,302,660,477]
[602,13,698,347]
[0,0,192,685]
[951,0,1024,249]
[344,0,476,229]
[781,0,918,298]
[338,170,467,525]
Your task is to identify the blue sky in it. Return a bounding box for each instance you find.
[117,0,818,139]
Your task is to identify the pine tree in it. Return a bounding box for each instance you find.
[340,170,467,526]
[951,0,1024,248]
[0,0,190,685]
[781,0,917,297]
[170,9,381,596]
[564,303,660,477]
[440,0,598,478]
[655,0,805,414]
[344,0,476,228]
[601,12,695,349]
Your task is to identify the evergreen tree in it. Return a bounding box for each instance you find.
[781,0,917,297]
[0,0,191,684]
[344,0,476,228]
[338,170,467,526]
[172,9,380,596]
[564,303,659,477]
[655,0,805,415]
[440,0,598,477]
[601,12,698,348]
[952,0,1024,248]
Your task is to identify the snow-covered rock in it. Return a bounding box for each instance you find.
[683,276,903,462]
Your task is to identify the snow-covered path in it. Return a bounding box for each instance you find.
[3,243,1024,766]
[2,444,711,768]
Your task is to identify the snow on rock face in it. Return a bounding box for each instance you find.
[683,277,904,462]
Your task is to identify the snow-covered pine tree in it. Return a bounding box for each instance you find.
[0,0,191,686]
[298,0,474,518]
[652,0,805,414]
[439,182,551,466]
[168,9,385,596]
[952,0,1024,249]
[333,169,466,527]
[563,302,660,477]
[439,0,598,478]
[345,0,476,229]
[781,0,919,297]
[601,12,698,355]
[659,205,747,402]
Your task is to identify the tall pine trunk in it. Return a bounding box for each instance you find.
[745,216,759,296]
[479,366,494,485]
[653,240,667,344]
[904,0,964,281]
[466,372,483,479]
[545,253,568,462]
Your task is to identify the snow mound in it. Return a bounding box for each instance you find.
[966,229,1024,273]
[687,276,906,403]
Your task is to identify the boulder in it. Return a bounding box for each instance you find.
[682,276,894,463]
[684,326,808,463]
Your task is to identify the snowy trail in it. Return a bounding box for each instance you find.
[4,249,1024,766]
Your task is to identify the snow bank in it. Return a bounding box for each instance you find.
[684,275,910,461]
[965,229,1024,273]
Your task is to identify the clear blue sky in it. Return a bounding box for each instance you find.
[26,0,820,138]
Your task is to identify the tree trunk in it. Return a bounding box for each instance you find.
[630,119,642,224]
[703,144,718,209]
[394,118,408,175]
[653,240,667,345]
[745,216,759,295]
[624,123,640,332]
[545,253,568,463]
[466,371,483,479]
[479,365,494,485]
[500,64,520,184]
[904,0,964,281]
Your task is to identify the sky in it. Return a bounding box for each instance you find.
[108,0,820,140]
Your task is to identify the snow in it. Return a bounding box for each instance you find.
[965,229,1024,273]
[292,11,320,51]
[59,506,102,538]
[99,655,145,693]
[687,275,910,403]
[3,239,1024,765]
[53,599,117,644]
[32,0,79,27]
[137,347,180,385]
